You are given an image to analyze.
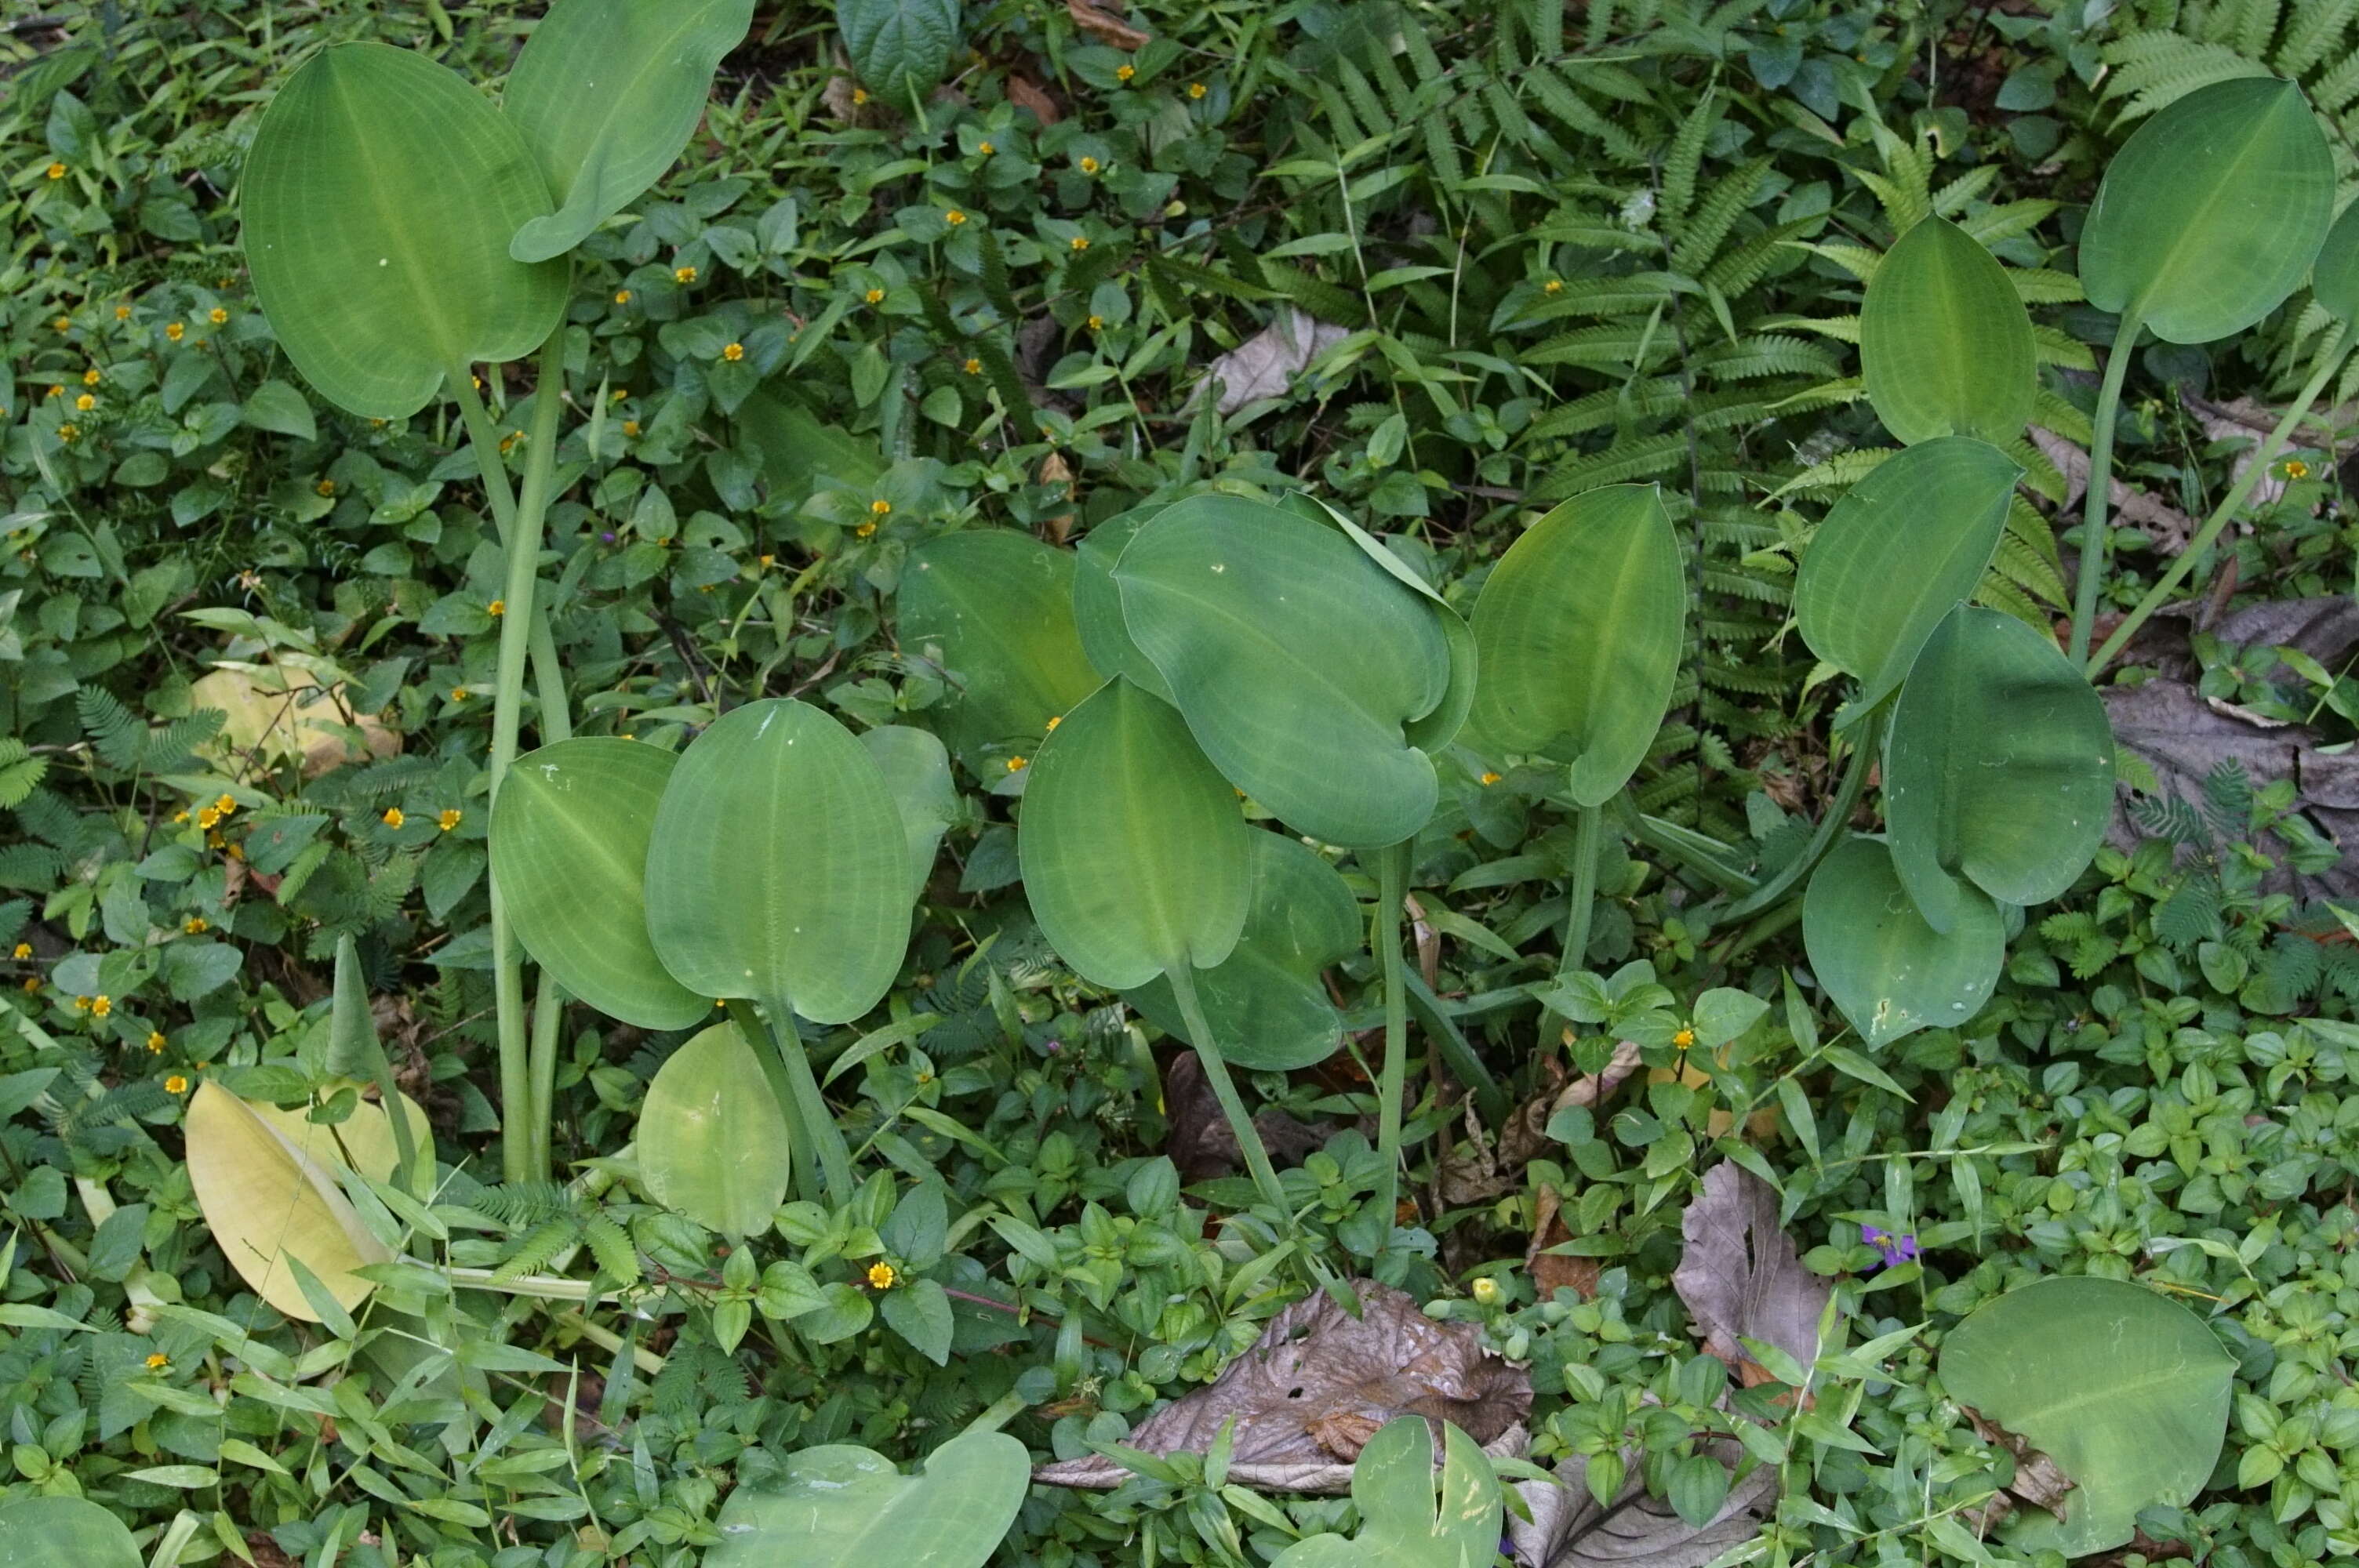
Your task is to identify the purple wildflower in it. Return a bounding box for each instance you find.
[1860,1225,1919,1269]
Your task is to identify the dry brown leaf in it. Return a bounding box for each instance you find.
[1525,1185,1600,1303]
[1959,1409,2077,1534]
[1067,0,1150,49]
[1508,1436,1777,1568]
[1496,1040,1644,1168]
[1162,1051,1330,1185]
[193,664,400,780]
[1032,1279,1532,1493]
[2030,426,2196,554]
[1038,451,1076,544]
[1671,1163,1830,1379]
[1187,306,1350,416]
[1007,72,1060,126]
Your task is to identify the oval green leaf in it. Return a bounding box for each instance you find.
[1939,1276,2234,1557]
[1468,483,1683,806]
[1074,502,1174,699]
[0,1498,140,1568]
[1802,837,2002,1048]
[706,1430,1030,1568]
[1885,607,2114,932]
[2309,199,2359,322]
[1018,677,1250,990]
[187,1081,393,1323]
[1114,493,1452,848]
[638,1022,791,1236]
[504,0,756,263]
[242,42,568,419]
[2081,76,2335,344]
[493,737,708,1030]
[645,699,910,1024]
[1794,437,2020,715]
[861,724,956,902]
[1126,831,1362,1070]
[1861,216,2035,445]
[900,531,1100,764]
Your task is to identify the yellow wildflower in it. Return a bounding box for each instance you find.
[1078,156,1100,174]
[1045,715,1062,731]
[870,499,892,516]
[865,287,885,304]
[146,1032,165,1053]
[9,945,27,960]
[450,688,467,702]
[615,289,632,305]
[487,598,505,617]
[438,808,462,832]
[214,794,234,815]
[145,1352,169,1370]
[114,305,132,320]
[71,996,91,1013]
[1069,235,1090,252]
[1189,82,1207,100]
[46,385,63,398]
[172,809,189,825]
[622,419,640,437]
[20,979,38,995]
[2284,459,2311,480]
[962,357,981,375]
[867,1261,898,1290]
[209,307,228,325]
[722,341,744,361]
[1116,64,1135,82]
[382,807,405,829]
[674,265,698,285]
[165,321,185,341]
[165,1074,188,1095]
[946,209,967,225]
[1672,1027,1696,1050]
[1087,314,1103,330]
[75,394,93,412]
[1471,1276,1500,1305]
[56,423,78,444]
[45,162,65,180]
[196,807,220,830]
[1543,279,1565,295]
[52,318,70,332]
[183,916,208,935]
[852,87,871,105]
[856,521,878,538]
[1480,771,1502,786]
[1005,756,1028,773]
[316,478,336,497]
[90,996,111,1018]
[83,368,100,386]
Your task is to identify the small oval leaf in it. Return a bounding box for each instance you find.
[706,1430,1029,1568]
[900,531,1100,764]
[1802,837,2002,1048]
[638,1022,791,1236]
[1860,216,2035,445]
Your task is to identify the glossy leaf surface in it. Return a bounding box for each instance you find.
[645,699,909,1023]
[1803,837,2001,1048]
[1468,484,1682,805]
[1860,216,2035,445]
[638,1022,791,1236]
[900,531,1098,762]
[861,725,956,902]
[706,1430,1029,1568]
[1017,678,1249,990]
[493,738,707,1030]
[242,42,567,418]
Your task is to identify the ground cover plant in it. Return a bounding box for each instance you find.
[5,1,2359,1566]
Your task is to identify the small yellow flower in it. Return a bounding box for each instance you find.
[1045,715,1062,731]
[382,807,406,829]
[1543,279,1564,295]
[865,287,885,304]
[45,162,65,180]
[196,807,220,830]
[614,289,632,305]
[978,140,995,155]
[82,368,100,386]
[173,809,190,825]
[870,499,892,516]
[114,304,132,320]
[438,808,462,832]
[315,478,336,497]
[20,979,38,995]
[722,342,744,362]
[1115,64,1136,82]
[1188,82,1207,100]
[71,996,91,1013]
[450,688,467,702]
[856,521,878,538]
[867,1261,898,1290]
[51,318,70,333]
[1086,314,1103,330]
[90,996,111,1018]
[75,394,93,412]
[612,387,628,401]
[1471,1276,1501,1305]
[1672,1027,1696,1050]
[1078,156,1101,175]
[165,1074,188,1095]
[183,916,208,935]
[46,385,63,398]
[209,307,228,325]
[487,599,506,617]
[852,87,871,106]
[165,321,185,341]
[674,265,698,285]
[146,1032,165,1053]
[214,793,234,815]
[1479,771,1501,786]
[499,430,524,455]
[759,553,776,568]
[1005,756,1028,773]
[56,423,78,444]
[145,1352,169,1371]
[1069,235,1090,252]
[946,209,967,226]
[622,419,640,437]
[2284,459,2311,480]
[9,945,28,961]
[962,357,981,375]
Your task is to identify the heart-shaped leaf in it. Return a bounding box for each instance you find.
[503,0,756,263]
[900,531,1099,764]
[1802,837,2001,1048]
[638,1021,791,1236]
[1017,677,1249,990]
[1939,1277,2234,1557]
[861,724,957,902]
[0,1498,140,1568]
[645,699,909,1024]
[187,1081,394,1323]
[706,1430,1030,1568]
[1114,493,1452,848]
[1794,437,2020,716]
[1861,216,2035,445]
[1885,607,2114,932]
[2081,76,2335,344]
[242,42,568,418]
[1468,483,1683,805]
[1272,1417,1503,1568]
[493,738,708,1030]
[1125,832,1362,1071]
[2309,198,2359,322]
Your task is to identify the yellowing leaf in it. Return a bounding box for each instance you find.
[187,1082,393,1323]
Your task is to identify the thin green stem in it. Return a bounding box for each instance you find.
[725,1000,820,1201]
[964,1389,1029,1436]
[1721,710,1880,923]
[1538,800,1605,1047]
[2067,310,2143,666]
[1165,962,1291,1224]
[1373,838,1412,1240]
[763,997,856,1202]
[2088,323,2352,677]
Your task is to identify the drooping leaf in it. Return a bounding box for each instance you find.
[645,699,910,1024]
[1803,837,2002,1048]
[638,1022,791,1237]
[1510,1441,1777,1568]
[503,0,757,263]
[707,1430,1030,1568]
[1794,437,2019,716]
[1126,832,1362,1071]
[1034,1279,1532,1494]
[1072,503,1172,699]
[1884,607,2114,932]
[187,1082,394,1323]
[2308,198,2359,322]
[2081,76,2335,344]
[1016,678,1249,991]
[0,1497,140,1568]
[860,725,957,902]
[242,42,568,418]
[1939,1277,2234,1556]
[838,0,963,109]
[1671,1163,1831,1378]
[1467,483,1683,805]
[1860,216,2035,445]
[1271,1418,1503,1568]
[493,738,708,1030]
[900,531,1099,764]
[1114,493,1452,848]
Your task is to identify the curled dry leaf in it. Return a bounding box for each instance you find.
[1525,1185,1600,1303]
[1038,450,1076,544]
[1032,1279,1532,1493]
[1957,1409,2077,1534]
[1670,1163,1830,1382]
[1067,0,1150,49]
[1187,306,1351,417]
[1509,1438,1776,1568]
[1007,71,1060,126]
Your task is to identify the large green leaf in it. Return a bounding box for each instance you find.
[1802,837,2001,1048]
[1272,1418,1503,1568]
[2310,199,2359,322]
[1126,831,1362,1070]
[900,531,1100,763]
[838,0,963,108]
[1860,216,2035,445]
[861,724,956,902]
[0,1498,140,1568]
[1073,503,1174,699]
[645,699,910,1023]
[1114,493,1452,848]
[2081,77,2335,344]
[503,0,756,263]
[492,738,708,1030]
[1885,607,2114,932]
[1016,678,1250,990]
[242,42,568,419]
[1939,1277,2234,1556]
[1794,437,2019,716]
[1467,483,1683,806]
[638,1021,791,1236]
[706,1430,1029,1568]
